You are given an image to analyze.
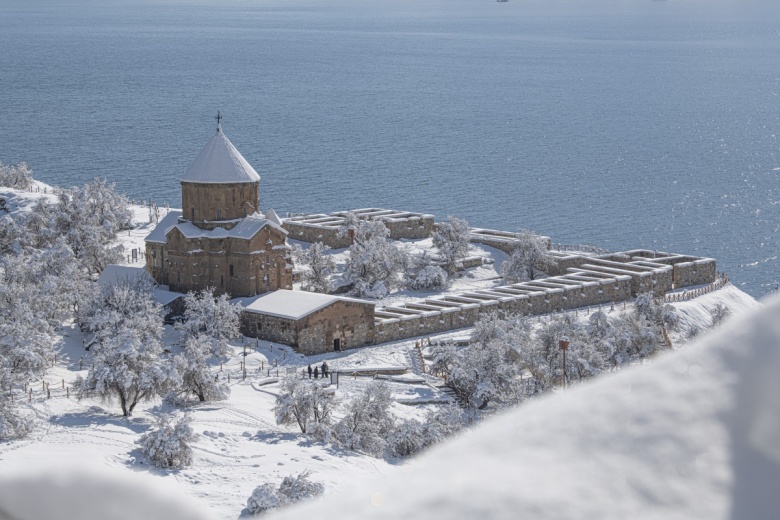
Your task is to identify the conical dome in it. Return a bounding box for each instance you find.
[181,130,260,184]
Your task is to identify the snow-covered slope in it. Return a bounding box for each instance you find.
[275,294,780,520]
[1,290,775,519]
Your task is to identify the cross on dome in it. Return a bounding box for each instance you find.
[215,111,222,133]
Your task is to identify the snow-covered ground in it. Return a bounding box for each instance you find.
[274,293,780,520]
[1,183,770,519]
[0,284,762,519]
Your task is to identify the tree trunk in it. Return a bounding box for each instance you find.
[119,391,129,417]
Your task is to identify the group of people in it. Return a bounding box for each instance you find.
[306,362,329,380]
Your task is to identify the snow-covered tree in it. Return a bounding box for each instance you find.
[300,242,335,293]
[278,470,325,503]
[432,215,471,274]
[138,414,198,469]
[79,279,164,349]
[344,219,405,298]
[246,471,324,516]
[610,313,661,364]
[634,293,679,331]
[436,314,533,408]
[55,179,132,274]
[336,211,361,243]
[0,161,34,189]
[501,229,556,282]
[76,328,175,416]
[246,484,285,515]
[334,381,395,456]
[0,369,35,441]
[274,377,335,434]
[388,419,427,457]
[710,302,731,327]
[408,264,448,291]
[274,377,314,434]
[171,335,230,403]
[76,285,172,417]
[0,245,87,379]
[176,288,241,347]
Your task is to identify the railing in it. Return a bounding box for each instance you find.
[665,274,730,303]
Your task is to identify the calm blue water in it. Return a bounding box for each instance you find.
[1,0,779,297]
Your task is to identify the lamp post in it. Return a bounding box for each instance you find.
[559,337,569,391]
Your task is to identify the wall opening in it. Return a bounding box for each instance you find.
[333,338,341,351]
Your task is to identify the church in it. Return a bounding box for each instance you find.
[144,122,293,297]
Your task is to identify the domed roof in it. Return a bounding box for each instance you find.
[180,129,261,184]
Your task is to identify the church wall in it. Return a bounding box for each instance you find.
[181,181,259,223]
[161,226,292,297]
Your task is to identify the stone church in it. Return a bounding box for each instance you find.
[145,124,292,297]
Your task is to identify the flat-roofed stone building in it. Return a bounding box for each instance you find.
[145,124,292,297]
[239,290,376,355]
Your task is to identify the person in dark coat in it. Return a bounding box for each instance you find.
[313,366,319,379]
[321,362,328,378]
[307,365,312,379]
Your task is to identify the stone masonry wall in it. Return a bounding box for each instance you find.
[240,300,375,356]
[374,272,636,344]
[295,300,375,355]
[181,181,259,223]
[240,313,297,348]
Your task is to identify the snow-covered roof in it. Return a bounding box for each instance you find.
[97,264,151,287]
[97,265,184,306]
[241,289,373,320]
[144,210,183,244]
[173,216,285,241]
[180,130,260,184]
[275,294,780,520]
[145,213,286,245]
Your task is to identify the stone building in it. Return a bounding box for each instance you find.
[240,290,376,355]
[145,125,292,297]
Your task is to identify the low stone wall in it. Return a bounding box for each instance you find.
[374,271,635,344]
[371,244,718,344]
[283,209,435,248]
[284,221,347,248]
[673,258,717,288]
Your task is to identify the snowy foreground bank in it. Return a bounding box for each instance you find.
[0,289,776,519]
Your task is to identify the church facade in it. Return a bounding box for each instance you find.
[145,125,292,297]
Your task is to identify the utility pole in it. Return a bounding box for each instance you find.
[559,337,569,391]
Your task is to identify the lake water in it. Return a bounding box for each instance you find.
[1,0,779,297]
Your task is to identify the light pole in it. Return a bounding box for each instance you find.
[559,337,569,391]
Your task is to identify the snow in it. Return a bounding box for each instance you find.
[148,215,284,244]
[240,289,373,320]
[0,282,772,519]
[97,264,150,286]
[144,210,182,244]
[274,293,780,520]
[265,208,283,226]
[180,130,260,184]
